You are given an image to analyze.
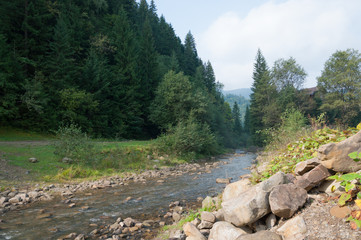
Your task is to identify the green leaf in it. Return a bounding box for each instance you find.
[340,173,361,181]
[345,183,356,192]
[348,151,358,159]
[327,175,341,181]
[338,193,351,206]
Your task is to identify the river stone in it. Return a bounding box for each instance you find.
[202,196,215,209]
[222,178,252,202]
[295,164,330,191]
[198,220,213,229]
[294,158,320,176]
[191,218,201,228]
[201,211,216,223]
[222,172,289,227]
[9,196,21,204]
[74,234,85,240]
[266,214,277,229]
[318,130,361,172]
[0,197,7,205]
[208,221,251,240]
[216,178,231,184]
[235,230,282,240]
[173,212,181,222]
[183,222,207,240]
[214,209,225,221]
[124,217,135,227]
[269,184,308,218]
[277,216,307,240]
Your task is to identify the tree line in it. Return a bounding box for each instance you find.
[248,48,361,146]
[0,0,243,150]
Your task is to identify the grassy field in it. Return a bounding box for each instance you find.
[0,127,187,183]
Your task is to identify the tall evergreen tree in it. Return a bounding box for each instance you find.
[249,49,274,146]
[111,7,143,138]
[183,31,199,76]
[232,102,242,136]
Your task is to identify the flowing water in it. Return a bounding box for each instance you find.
[0,152,255,240]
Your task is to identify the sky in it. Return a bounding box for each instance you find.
[153,0,361,90]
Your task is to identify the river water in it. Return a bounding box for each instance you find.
[0,152,255,240]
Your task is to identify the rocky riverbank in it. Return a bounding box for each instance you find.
[0,159,228,215]
[155,131,361,240]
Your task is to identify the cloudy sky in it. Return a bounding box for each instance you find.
[153,0,361,90]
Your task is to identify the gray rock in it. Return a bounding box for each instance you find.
[202,196,215,209]
[294,158,320,175]
[183,222,207,240]
[277,215,307,240]
[318,130,361,172]
[173,212,181,222]
[124,217,135,227]
[9,196,21,204]
[295,164,330,191]
[214,209,225,221]
[235,230,282,240]
[27,191,40,199]
[269,184,308,218]
[209,221,251,240]
[222,172,289,227]
[62,157,73,164]
[266,214,277,229]
[0,197,7,205]
[191,218,201,228]
[201,211,216,223]
[197,220,213,229]
[216,178,231,184]
[28,157,38,163]
[222,178,252,202]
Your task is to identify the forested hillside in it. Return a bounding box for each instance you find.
[0,0,243,148]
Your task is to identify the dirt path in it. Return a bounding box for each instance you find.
[0,140,53,146]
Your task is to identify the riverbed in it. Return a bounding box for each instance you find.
[0,152,255,240]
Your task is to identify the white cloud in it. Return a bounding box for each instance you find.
[197,0,361,90]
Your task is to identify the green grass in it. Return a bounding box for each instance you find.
[0,127,54,141]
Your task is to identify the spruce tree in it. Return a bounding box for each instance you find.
[249,49,274,146]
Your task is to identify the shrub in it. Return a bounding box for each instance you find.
[53,123,96,164]
[156,118,218,158]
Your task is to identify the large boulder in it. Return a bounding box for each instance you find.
[222,172,289,227]
[209,221,251,240]
[235,230,282,240]
[295,164,330,191]
[269,184,308,218]
[318,130,361,172]
[183,222,207,240]
[222,178,252,202]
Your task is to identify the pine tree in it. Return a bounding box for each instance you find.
[111,7,143,138]
[183,31,199,76]
[232,102,242,135]
[249,49,274,146]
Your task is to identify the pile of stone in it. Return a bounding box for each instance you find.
[177,130,361,240]
[0,160,227,214]
[0,188,52,213]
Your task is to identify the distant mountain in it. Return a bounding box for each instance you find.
[223,88,252,100]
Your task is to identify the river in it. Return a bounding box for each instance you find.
[0,152,255,240]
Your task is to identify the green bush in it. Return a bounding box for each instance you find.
[264,108,308,151]
[156,118,218,157]
[53,123,96,164]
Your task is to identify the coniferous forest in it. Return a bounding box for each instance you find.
[1,0,361,150]
[0,0,244,148]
